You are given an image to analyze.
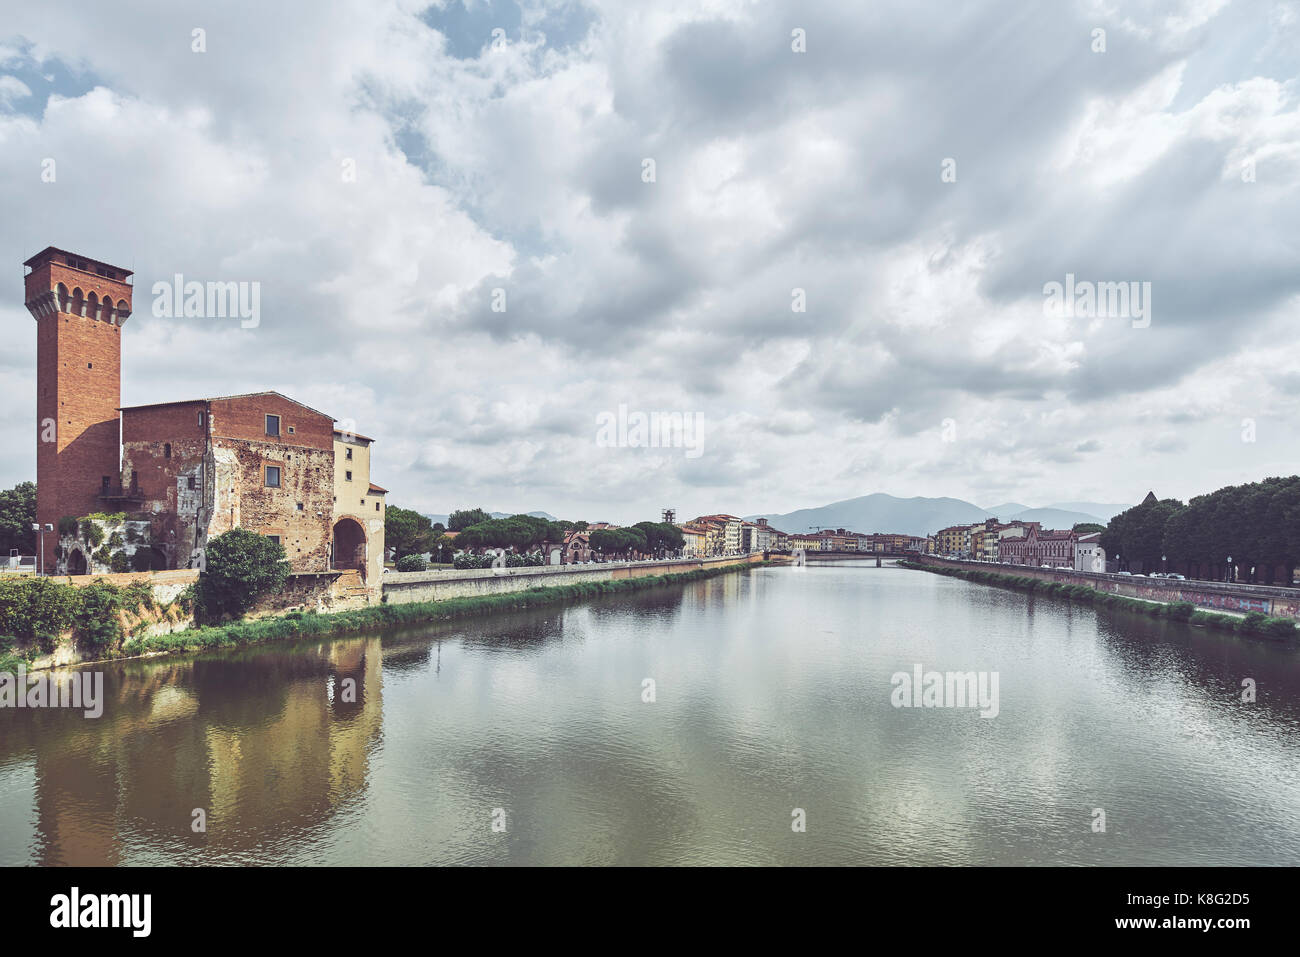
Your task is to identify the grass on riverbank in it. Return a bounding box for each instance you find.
[899,560,1297,639]
[105,561,769,664]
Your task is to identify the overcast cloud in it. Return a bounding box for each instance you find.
[1,0,1298,523]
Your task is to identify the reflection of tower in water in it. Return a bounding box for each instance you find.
[25,638,384,864]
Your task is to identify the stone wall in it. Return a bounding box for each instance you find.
[915,556,1300,619]
[382,554,765,605]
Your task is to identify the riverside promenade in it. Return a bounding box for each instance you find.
[382,553,767,604]
[913,555,1300,620]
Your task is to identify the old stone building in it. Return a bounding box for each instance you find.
[22,246,385,585]
[117,393,338,574]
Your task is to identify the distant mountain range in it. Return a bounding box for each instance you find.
[743,494,1129,538]
[422,510,557,526]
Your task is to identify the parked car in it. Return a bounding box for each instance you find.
[1167,573,1186,580]
[1117,571,1133,576]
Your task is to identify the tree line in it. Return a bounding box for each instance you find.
[1100,476,1300,582]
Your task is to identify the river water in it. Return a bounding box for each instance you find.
[3,561,1299,865]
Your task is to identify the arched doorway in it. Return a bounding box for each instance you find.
[132,546,169,571]
[66,548,88,576]
[332,518,367,576]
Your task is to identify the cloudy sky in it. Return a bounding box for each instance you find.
[1,0,1298,524]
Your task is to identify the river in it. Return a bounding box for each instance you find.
[3,561,1299,865]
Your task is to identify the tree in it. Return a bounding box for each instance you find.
[589,527,648,559]
[634,521,685,557]
[1072,522,1105,534]
[449,507,492,532]
[196,528,291,621]
[385,506,436,560]
[0,482,37,554]
[1101,496,1184,570]
[454,515,565,552]
[430,533,456,563]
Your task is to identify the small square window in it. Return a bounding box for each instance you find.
[266,414,281,437]
[375,502,381,512]
[265,465,281,488]
[187,476,197,490]
[287,426,295,434]
[267,535,281,546]
[296,502,303,511]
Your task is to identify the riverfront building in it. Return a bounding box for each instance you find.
[21,246,386,584]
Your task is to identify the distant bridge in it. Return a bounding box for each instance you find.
[801,550,918,562]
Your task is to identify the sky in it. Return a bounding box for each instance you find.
[1,0,1298,525]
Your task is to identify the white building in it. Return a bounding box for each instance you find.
[1075,532,1106,572]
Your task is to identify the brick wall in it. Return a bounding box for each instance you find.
[121,401,210,566]
[208,394,333,449]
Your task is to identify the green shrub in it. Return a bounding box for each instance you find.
[75,582,123,647]
[57,516,78,536]
[122,581,155,613]
[110,550,129,573]
[80,520,105,548]
[195,528,291,622]
[396,554,428,572]
[0,577,78,649]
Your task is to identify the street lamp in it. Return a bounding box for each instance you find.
[1226,555,1233,583]
[31,523,52,575]
[1162,554,1167,574]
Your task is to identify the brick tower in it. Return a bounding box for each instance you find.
[23,247,133,572]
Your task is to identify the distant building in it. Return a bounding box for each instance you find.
[998,526,1078,567]
[693,514,742,554]
[1075,532,1105,572]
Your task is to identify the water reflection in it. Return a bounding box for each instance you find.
[1,563,1298,866]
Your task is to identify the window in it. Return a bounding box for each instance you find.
[345,470,352,482]
[287,426,295,434]
[87,362,92,369]
[265,466,281,488]
[345,448,353,460]
[265,414,280,437]
[187,476,197,490]
[198,411,205,427]
[376,502,381,512]
[296,502,304,511]
[164,443,171,459]
[101,476,110,490]
[267,535,281,546]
